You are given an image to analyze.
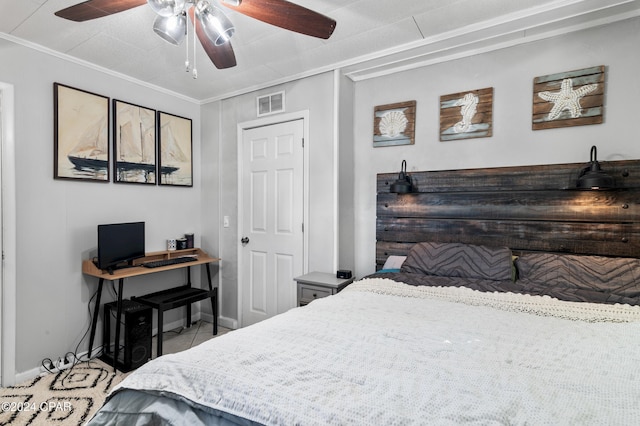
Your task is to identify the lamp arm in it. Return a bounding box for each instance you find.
[399,160,407,179]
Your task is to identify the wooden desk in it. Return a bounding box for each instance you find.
[83,248,220,369]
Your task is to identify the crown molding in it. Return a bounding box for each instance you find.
[342,0,640,82]
[0,32,201,104]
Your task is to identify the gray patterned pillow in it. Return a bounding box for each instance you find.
[515,253,640,298]
[400,242,514,281]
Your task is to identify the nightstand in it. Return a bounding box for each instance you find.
[295,272,355,306]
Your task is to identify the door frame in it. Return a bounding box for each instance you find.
[0,82,17,386]
[236,110,309,328]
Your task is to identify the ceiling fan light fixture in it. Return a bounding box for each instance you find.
[220,0,242,6]
[153,13,187,45]
[195,1,235,46]
[147,0,187,18]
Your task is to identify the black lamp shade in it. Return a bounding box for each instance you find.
[576,146,615,190]
[390,178,413,193]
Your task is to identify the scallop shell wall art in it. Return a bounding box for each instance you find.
[379,111,408,138]
[373,101,416,147]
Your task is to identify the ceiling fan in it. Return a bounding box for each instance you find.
[54,0,337,72]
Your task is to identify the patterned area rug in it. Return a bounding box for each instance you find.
[0,360,126,425]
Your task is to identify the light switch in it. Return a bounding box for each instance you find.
[223,216,230,228]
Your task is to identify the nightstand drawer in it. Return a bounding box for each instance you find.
[295,272,355,307]
[298,284,332,305]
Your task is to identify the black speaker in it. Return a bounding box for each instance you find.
[102,300,152,372]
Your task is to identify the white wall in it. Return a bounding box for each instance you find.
[0,38,203,375]
[337,73,356,274]
[202,72,338,324]
[350,17,640,278]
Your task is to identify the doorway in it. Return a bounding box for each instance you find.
[0,82,17,386]
[238,116,306,327]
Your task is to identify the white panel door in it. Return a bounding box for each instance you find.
[241,119,304,326]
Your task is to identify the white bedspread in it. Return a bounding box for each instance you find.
[115,278,640,425]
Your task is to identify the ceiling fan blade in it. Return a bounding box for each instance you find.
[222,0,336,39]
[55,0,147,22]
[188,8,237,69]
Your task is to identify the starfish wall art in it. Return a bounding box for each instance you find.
[532,65,605,130]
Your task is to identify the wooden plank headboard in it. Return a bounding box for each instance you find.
[376,159,640,268]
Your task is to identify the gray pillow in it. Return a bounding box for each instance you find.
[400,242,514,281]
[515,253,640,298]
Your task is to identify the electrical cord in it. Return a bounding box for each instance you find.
[38,286,109,383]
[41,357,56,374]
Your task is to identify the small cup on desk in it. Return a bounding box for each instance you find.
[176,238,188,250]
[185,233,194,249]
[167,239,177,251]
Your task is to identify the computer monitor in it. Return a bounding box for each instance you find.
[96,222,145,272]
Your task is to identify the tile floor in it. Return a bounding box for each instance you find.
[152,321,232,358]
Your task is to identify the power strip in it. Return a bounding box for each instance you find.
[40,354,83,375]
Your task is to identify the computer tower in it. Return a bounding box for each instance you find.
[101,300,152,372]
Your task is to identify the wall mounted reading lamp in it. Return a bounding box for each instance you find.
[576,145,615,190]
[390,160,414,193]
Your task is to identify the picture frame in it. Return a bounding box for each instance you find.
[113,99,157,184]
[373,101,416,147]
[158,111,193,187]
[439,87,493,141]
[532,65,605,130]
[53,83,110,182]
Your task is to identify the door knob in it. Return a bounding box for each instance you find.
[241,237,250,245]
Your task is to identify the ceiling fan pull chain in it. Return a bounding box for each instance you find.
[185,11,190,72]
[192,10,198,79]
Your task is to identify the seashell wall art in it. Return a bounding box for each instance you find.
[373,101,416,147]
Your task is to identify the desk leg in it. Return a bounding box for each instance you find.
[113,278,124,370]
[186,266,192,328]
[205,264,218,335]
[213,288,218,335]
[87,278,104,358]
[157,309,164,357]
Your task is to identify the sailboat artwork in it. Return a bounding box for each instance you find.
[158,112,193,187]
[54,83,110,182]
[114,100,158,184]
[66,115,109,175]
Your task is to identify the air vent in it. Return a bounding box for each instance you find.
[256,91,285,117]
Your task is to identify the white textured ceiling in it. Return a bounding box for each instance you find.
[1,0,639,102]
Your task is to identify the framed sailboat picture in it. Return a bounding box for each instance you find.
[113,100,157,184]
[53,83,110,182]
[158,111,192,187]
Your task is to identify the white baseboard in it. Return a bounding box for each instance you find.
[201,311,237,330]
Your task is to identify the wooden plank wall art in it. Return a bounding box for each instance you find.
[439,87,493,141]
[373,101,416,147]
[376,160,640,269]
[532,65,605,130]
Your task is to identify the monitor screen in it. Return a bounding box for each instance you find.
[97,222,145,272]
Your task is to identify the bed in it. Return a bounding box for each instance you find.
[87,159,640,425]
